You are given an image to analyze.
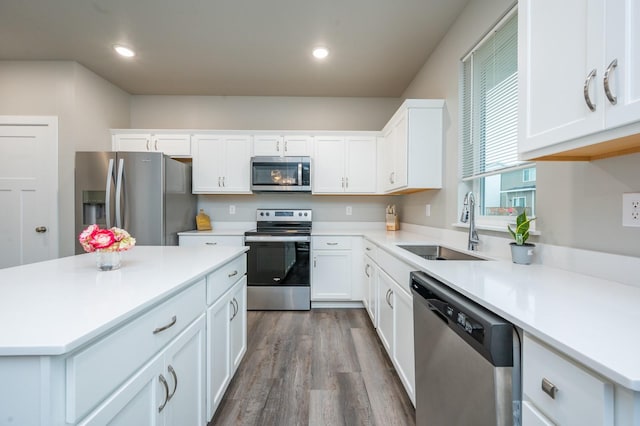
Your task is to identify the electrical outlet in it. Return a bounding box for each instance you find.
[229,205,236,215]
[425,204,431,217]
[622,193,640,227]
[346,206,352,216]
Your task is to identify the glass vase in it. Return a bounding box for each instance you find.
[96,250,122,271]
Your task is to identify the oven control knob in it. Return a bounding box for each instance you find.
[298,212,302,216]
[259,212,264,216]
[266,212,270,216]
[304,212,308,216]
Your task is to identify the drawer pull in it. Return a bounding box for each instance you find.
[158,374,170,412]
[365,247,372,251]
[205,242,218,246]
[326,242,338,246]
[167,365,178,401]
[541,377,558,399]
[228,270,238,278]
[153,315,177,334]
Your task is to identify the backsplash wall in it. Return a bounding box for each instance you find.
[197,194,397,224]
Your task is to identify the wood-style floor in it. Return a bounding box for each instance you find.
[210,309,415,426]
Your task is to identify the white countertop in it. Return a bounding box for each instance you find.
[360,229,640,391]
[0,246,248,356]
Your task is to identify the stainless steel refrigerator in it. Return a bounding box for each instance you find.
[74,151,196,254]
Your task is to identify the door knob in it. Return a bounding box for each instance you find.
[35,226,47,233]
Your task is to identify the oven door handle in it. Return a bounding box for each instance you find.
[244,235,311,243]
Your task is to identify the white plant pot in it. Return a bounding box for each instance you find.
[510,243,535,265]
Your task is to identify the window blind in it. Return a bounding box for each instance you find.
[460,11,527,180]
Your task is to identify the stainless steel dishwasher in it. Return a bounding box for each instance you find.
[410,271,521,426]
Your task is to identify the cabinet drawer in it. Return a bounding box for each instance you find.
[363,239,377,261]
[65,280,206,423]
[376,248,413,296]
[522,334,613,426]
[312,236,352,250]
[207,254,247,305]
[179,235,244,247]
[522,401,555,426]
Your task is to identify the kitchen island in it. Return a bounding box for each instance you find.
[0,245,248,425]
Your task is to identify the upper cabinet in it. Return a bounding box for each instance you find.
[191,134,252,194]
[253,134,311,157]
[112,132,191,157]
[380,99,444,194]
[313,135,377,194]
[519,0,640,160]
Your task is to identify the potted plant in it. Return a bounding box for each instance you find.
[507,211,536,264]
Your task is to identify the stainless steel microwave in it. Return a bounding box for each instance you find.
[251,156,311,192]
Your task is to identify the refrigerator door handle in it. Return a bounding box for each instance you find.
[115,158,125,228]
[105,159,115,228]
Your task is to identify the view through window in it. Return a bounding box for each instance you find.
[459,8,536,221]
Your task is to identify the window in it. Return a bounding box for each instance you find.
[459,7,536,224]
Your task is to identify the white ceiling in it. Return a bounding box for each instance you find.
[0,0,469,97]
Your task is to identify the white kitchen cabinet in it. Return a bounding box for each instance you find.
[313,136,377,194]
[206,275,247,420]
[79,315,206,426]
[519,0,640,160]
[380,99,444,193]
[253,134,311,156]
[192,134,252,194]
[392,282,415,403]
[363,243,415,405]
[522,333,614,426]
[312,236,353,300]
[363,250,377,326]
[112,133,191,157]
[376,269,394,353]
[179,234,244,247]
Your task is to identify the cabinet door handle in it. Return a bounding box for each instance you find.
[158,374,170,412]
[345,177,349,188]
[604,58,618,105]
[284,140,288,152]
[205,242,217,246]
[541,378,558,399]
[222,176,226,187]
[365,247,372,251]
[341,177,345,188]
[583,68,597,112]
[154,139,158,151]
[146,139,150,151]
[167,365,178,401]
[234,298,239,317]
[365,264,371,278]
[230,297,238,320]
[218,177,222,187]
[153,315,177,334]
[313,257,317,267]
[277,140,280,152]
[228,270,238,278]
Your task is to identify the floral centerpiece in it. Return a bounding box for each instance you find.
[79,224,136,271]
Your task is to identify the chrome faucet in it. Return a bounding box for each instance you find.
[460,191,479,251]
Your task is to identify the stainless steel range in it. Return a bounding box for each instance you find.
[244,209,312,310]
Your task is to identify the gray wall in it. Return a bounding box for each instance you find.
[198,194,396,223]
[131,96,401,131]
[399,0,640,258]
[131,95,403,223]
[0,61,131,257]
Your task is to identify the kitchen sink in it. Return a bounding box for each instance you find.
[397,245,486,261]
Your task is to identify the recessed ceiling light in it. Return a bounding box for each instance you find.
[312,47,329,59]
[113,45,135,58]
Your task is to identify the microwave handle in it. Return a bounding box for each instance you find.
[298,163,302,186]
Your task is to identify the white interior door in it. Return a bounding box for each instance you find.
[0,116,58,268]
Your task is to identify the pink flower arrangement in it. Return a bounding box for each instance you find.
[79,224,136,253]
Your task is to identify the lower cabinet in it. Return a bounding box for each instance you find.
[79,315,206,426]
[311,236,363,302]
[206,276,247,420]
[522,333,614,426]
[368,254,415,405]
